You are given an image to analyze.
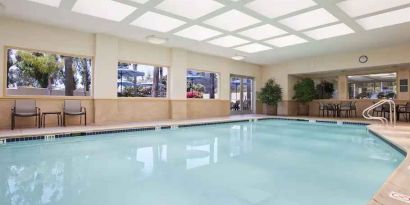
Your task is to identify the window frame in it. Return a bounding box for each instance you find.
[3,46,95,99]
[186,68,221,100]
[347,72,398,100]
[117,59,170,99]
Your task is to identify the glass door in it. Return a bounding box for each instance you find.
[230,75,254,115]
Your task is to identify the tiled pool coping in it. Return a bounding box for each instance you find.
[0,115,408,205]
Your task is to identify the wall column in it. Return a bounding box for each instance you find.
[169,48,188,119]
[94,34,118,99]
[337,74,348,100]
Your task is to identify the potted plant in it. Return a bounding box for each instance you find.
[257,79,282,115]
[293,78,315,116]
[315,80,334,99]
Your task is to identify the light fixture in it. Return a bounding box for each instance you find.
[232,55,245,61]
[155,0,224,20]
[72,0,137,22]
[208,35,249,48]
[234,43,272,53]
[245,0,317,19]
[303,23,354,40]
[127,0,150,4]
[27,0,62,7]
[279,8,339,31]
[146,35,168,44]
[356,7,410,30]
[174,25,222,41]
[265,35,307,47]
[337,0,410,18]
[131,12,185,32]
[204,9,261,31]
[239,24,287,40]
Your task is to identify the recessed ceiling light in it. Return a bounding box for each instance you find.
[239,24,287,40]
[356,7,410,30]
[303,23,354,40]
[131,12,185,32]
[146,35,168,44]
[234,43,272,53]
[337,0,410,18]
[155,0,224,19]
[208,35,249,48]
[72,0,137,22]
[265,35,307,47]
[27,0,62,7]
[245,0,317,19]
[204,9,261,31]
[232,55,245,61]
[174,25,222,41]
[127,0,150,4]
[279,8,339,31]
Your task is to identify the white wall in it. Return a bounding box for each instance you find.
[262,44,410,100]
[0,17,262,101]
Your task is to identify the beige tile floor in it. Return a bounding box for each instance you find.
[0,115,409,205]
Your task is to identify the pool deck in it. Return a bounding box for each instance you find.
[0,115,409,205]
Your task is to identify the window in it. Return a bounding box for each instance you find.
[400,79,408,92]
[187,70,219,99]
[348,73,397,99]
[117,62,168,97]
[6,48,92,96]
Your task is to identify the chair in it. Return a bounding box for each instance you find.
[339,101,352,118]
[372,102,383,117]
[318,103,326,117]
[398,103,410,121]
[63,100,87,126]
[11,100,41,130]
[349,101,357,118]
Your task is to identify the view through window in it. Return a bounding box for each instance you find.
[348,73,397,99]
[6,48,92,96]
[117,62,168,97]
[186,70,219,99]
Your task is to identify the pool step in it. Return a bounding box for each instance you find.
[0,139,6,145]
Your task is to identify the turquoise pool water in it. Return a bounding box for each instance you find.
[0,120,404,205]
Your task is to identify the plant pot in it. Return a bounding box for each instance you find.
[298,103,309,116]
[263,104,277,115]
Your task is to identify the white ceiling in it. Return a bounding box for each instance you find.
[0,0,410,65]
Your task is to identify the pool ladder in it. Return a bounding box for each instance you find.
[362,99,396,127]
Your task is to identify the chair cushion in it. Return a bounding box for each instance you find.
[14,112,37,117]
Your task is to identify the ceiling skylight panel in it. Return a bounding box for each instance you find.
[234,43,272,53]
[131,12,185,32]
[72,0,137,22]
[208,35,250,47]
[245,0,317,18]
[279,8,339,31]
[337,0,410,17]
[155,0,224,19]
[239,24,287,40]
[265,35,307,47]
[27,0,62,7]
[204,10,261,31]
[174,25,222,41]
[356,7,410,30]
[303,23,354,40]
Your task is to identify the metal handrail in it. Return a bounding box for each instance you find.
[362,99,396,126]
